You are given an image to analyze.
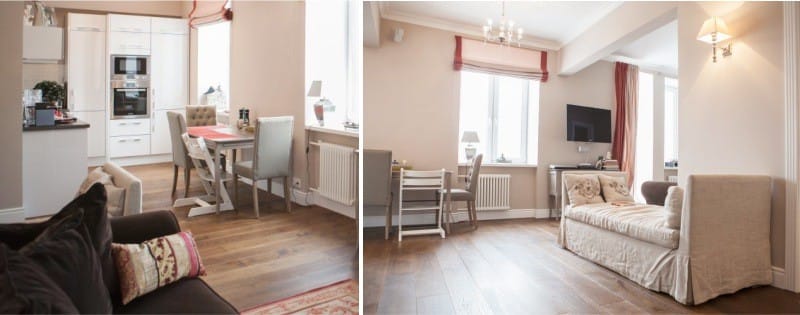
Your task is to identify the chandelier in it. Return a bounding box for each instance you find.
[482,1,523,47]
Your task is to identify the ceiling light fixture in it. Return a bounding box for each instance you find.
[482,1,523,47]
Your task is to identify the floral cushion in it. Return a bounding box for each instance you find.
[564,174,605,206]
[111,232,206,305]
[598,174,634,203]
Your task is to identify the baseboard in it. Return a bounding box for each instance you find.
[0,207,25,223]
[772,266,788,290]
[111,154,172,167]
[237,178,356,219]
[363,208,551,227]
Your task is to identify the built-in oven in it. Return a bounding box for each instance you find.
[111,80,149,119]
[111,55,149,81]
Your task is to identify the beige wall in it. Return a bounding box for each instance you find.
[677,2,785,267]
[229,1,310,189]
[0,2,23,211]
[364,19,615,216]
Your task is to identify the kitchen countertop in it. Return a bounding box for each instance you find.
[23,120,90,132]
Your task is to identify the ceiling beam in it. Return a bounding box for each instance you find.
[559,2,678,76]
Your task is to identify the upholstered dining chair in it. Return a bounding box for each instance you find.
[185,105,217,127]
[167,111,192,197]
[438,154,483,228]
[232,116,294,218]
[364,150,393,239]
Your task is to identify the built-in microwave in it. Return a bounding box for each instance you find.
[111,55,149,80]
[111,80,149,119]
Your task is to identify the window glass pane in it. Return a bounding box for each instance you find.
[305,0,349,127]
[634,72,654,202]
[197,21,230,110]
[664,78,679,164]
[495,76,527,162]
[458,71,491,162]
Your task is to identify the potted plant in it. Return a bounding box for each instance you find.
[33,80,65,108]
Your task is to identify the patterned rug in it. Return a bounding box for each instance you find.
[241,279,358,315]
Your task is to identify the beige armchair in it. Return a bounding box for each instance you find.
[185,105,217,127]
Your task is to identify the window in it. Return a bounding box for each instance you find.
[305,0,361,127]
[634,71,655,202]
[664,77,679,164]
[196,21,231,110]
[458,71,539,164]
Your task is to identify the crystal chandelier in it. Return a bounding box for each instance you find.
[482,1,523,47]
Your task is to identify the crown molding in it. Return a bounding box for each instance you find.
[603,54,677,77]
[378,3,561,51]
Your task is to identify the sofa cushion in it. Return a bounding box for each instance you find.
[664,186,684,229]
[112,232,207,305]
[0,244,79,314]
[114,278,237,314]
[565,203,680,249]
[19,209,112,313]
[564,174,605,206]
[598,174,634,203]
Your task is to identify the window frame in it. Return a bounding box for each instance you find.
[664,78,679,163]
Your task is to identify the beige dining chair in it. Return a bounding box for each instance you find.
[232,116,294,218]
[167,111,192,197]
[438,154,483,228]
[185,105,217,127]
[364,150,393,239]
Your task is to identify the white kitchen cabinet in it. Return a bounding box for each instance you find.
[68,13,105,31]
[108,14,151,33]
[151,109,185,155]
[71,111,107,157]
[109,135,151,158]
[152,32,188,110]
[109,118,151,137]
[23,26,63,62]
[151,17,188,35]
[67,14,106,112]
[109,31,150,55]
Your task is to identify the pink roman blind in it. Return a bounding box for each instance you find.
[188,0,232,28]
[453,36,549,82]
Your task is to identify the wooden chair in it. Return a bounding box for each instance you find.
[438,154,483,228]
[172,133,234,217]
[233,116,294,218]
[398,169,446,242]
[364,150,393,239]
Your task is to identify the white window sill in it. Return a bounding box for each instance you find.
[305,124,359,138]
[458,162,537,168]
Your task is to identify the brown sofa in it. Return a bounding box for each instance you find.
[110,211,236,314]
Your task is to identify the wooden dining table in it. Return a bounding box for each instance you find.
[187,125,254,214]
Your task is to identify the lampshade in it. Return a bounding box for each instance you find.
[697,17,731,44]
[307,80,322,97]
[461,131,480,143]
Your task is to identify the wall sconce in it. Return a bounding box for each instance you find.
[697,16,733,63]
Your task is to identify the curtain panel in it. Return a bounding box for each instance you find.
[453,36,548,82]
[189,0,232,28]
[612,62,638,187]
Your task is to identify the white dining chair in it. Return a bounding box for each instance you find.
[398,169,447,242]
[233,116,294,218]
[173,133,234,216]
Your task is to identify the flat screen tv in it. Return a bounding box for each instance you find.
[566,104,612,143]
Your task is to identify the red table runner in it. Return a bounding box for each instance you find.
[187,125,243,141]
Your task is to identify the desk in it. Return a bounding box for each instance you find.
[391,170,454,234]
[188,126,254,214]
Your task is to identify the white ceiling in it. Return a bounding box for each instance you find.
[612,21,678,75]
[378,1,622,49]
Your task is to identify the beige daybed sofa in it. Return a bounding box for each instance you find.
[558,171,773,305]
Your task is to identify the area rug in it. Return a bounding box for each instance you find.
[241,279,358,315]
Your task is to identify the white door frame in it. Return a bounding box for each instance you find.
[783,1,800,293]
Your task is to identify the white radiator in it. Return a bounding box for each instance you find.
[318,142,357,206]
[475,174,511,211]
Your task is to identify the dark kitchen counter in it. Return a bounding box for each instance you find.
[23,120,90,132]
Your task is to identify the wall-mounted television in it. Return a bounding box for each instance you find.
[566,104,612,143]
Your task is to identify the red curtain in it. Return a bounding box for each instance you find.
[612,62,628,164]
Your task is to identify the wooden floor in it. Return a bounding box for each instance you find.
[364,220,800,314]
[126,163,357,311]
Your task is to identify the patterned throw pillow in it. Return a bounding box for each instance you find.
[563,174,605,206]
[598,174,634,203]
[111,232,206,305]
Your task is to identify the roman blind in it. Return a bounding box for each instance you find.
[189,0,232,28]
[453,36,549,82]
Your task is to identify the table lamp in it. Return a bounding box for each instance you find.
[461,131,480,160]
[307,80,335,126]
